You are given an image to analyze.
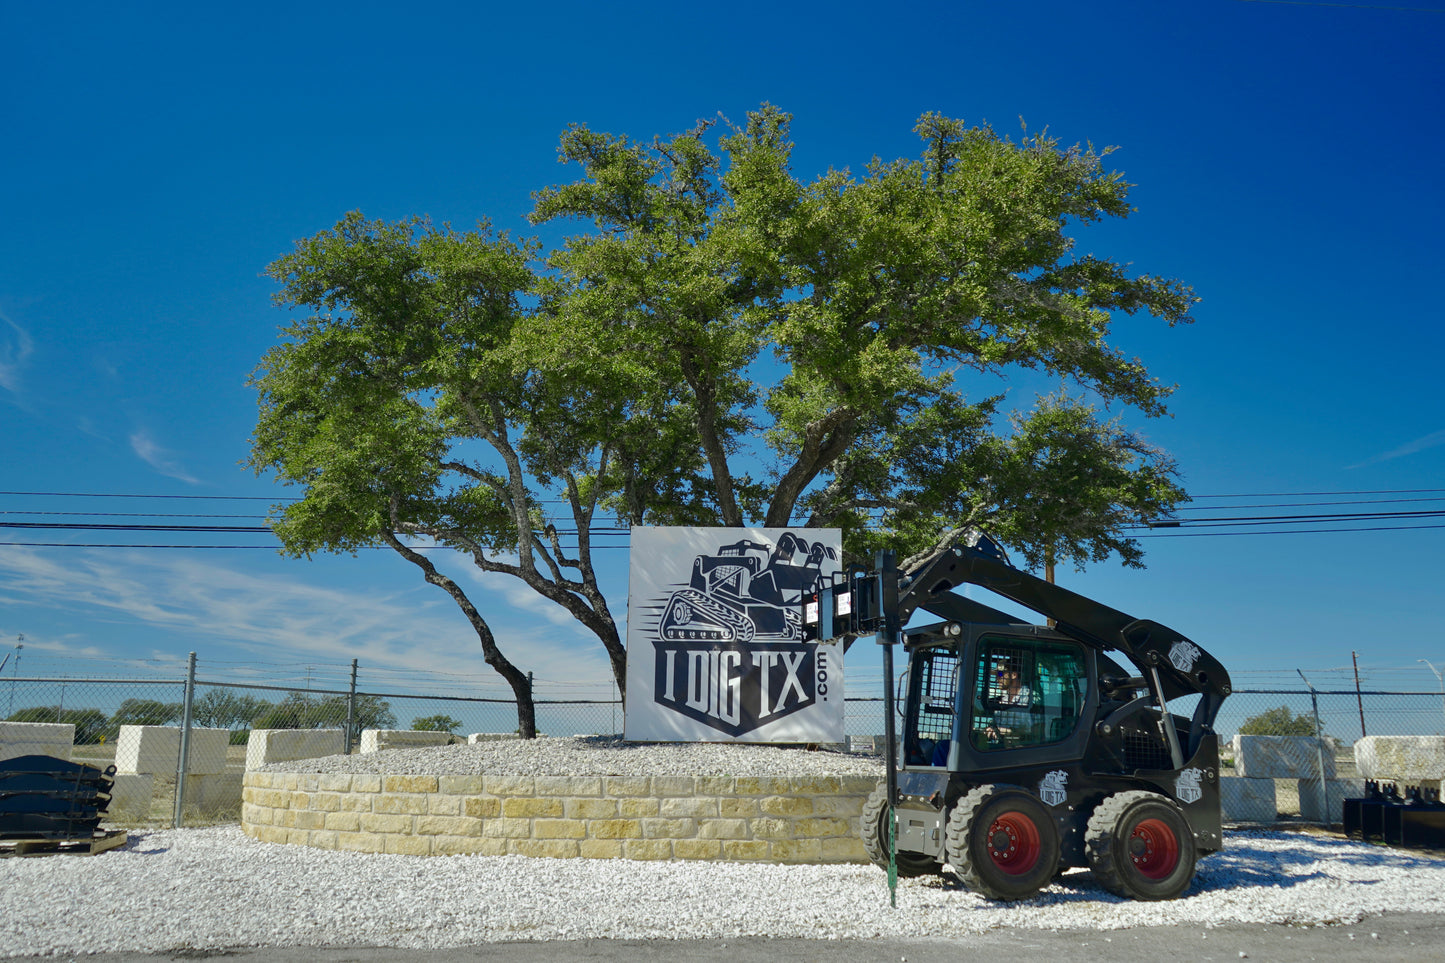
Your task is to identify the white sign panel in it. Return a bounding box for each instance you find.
[624,527,844,743]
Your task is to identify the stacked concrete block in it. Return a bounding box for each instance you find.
[1354,735,1445,789]
[106,773,155,819]
[115,725,231,775]
[1298,777,1365,823]
[115,725,180,774]
[182,771,244,814]
[0,721,74,762]
[1220,776,1277,823]
[245,729,344,769]
[1231,734,1336,779]
[360,729,455,753]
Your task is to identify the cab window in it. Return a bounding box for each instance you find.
[970,639,1086,751]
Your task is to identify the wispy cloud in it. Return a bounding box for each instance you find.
[0,313,34,394]
[1347,428,1445,469]
[129,429,201,485]
[0,548,613,685]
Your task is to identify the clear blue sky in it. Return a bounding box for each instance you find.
[2,1,1443,700]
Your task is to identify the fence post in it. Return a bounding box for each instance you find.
[345,658,358,754]
[174,651,197,828]
[1297,670,1329,822]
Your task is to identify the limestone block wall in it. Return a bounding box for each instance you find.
[242,771,877,863]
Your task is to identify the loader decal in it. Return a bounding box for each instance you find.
[1177,767,1204,804]
[625,527,844,742]
[1039,770,1069,807]
[1169,640,1202,674]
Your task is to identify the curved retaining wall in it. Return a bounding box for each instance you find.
[242,771,878,863]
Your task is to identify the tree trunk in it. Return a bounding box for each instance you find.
[383,533,538,738]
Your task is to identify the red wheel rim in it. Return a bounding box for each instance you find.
[985,811,1042,876]
[1128,817,1181,879]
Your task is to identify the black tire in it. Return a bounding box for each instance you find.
[1085,790,1197,901]
[860,784,939,878]
[944,784,1060,900]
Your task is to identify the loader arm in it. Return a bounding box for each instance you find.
[895,540,1232,707]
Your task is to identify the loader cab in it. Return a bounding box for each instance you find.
[900,623,1096,773]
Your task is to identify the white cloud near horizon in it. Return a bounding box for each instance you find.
[1347,428,1445,470]
[0,548,615,687]
[129,429,202,485]
[0,313,34,393]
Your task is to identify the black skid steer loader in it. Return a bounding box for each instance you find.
[804,534,1231,901]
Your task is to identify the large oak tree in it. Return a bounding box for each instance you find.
[250,106,1193,736]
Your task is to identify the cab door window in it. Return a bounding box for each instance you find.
[904,645,960,766]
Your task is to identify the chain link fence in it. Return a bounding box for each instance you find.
[5,656,1444,828]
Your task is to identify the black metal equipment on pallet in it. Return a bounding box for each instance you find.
[0,753,124,855]
[1343,780,1445,851]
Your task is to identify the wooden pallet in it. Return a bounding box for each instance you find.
[0,830,128,858]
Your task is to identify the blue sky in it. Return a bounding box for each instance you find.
[2,1,1443,701]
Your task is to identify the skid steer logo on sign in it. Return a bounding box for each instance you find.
[1177,767,1204,805]
[624,528,844,742]
[1039,770,1068,807]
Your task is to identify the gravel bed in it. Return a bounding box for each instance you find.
[4,740,1444,956]
[259,736,887,777]
[4,827,1445,956]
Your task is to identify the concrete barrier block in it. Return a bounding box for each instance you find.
[847,736,878,754]
[1354,735,1445,782]
[1220,776,1276,823]
[107,773,155,819]
[1231,734,1335,779]
[182,771,244,813]
[115,725,180,774]
[360,729,455,753]
[1298,777,1364,823]
[467,733,521,744]
[245,729,345,769]
[181,728,232,775]
[0,721,74,762]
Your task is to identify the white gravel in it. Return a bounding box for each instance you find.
[258,735,888,777]
[3,739,1444,957]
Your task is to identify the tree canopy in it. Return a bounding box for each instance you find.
[251,106,1194,731]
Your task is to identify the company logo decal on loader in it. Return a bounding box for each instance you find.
[1169,640,1203,673]
[1177,767,1204,804]
[1039,770,1069,806]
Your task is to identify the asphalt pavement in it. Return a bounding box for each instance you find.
[14,911,1443,963]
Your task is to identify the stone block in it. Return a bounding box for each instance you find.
[1354,735,1445,782]
[1231,735,1335,779]
[1298,777,1364,823]
[115,725,180,774]
[0,721,74,762]
[106,772,155,819]
[359,729,455,752]
[180,728,231,774]
[1219,776,1276,823]
[466,733,520,743]
[181,771,243,813]
[245,729,344,769]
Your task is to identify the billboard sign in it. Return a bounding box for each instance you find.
[623,527,844,742]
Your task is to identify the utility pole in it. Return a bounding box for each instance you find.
[5,636,21,716]
[1420,659,1445,734]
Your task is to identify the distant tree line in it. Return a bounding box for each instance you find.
[3,690,397,744]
